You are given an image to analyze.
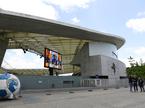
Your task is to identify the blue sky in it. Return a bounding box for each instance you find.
[1,0,145,69]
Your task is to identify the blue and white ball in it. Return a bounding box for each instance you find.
[0,73,21,99]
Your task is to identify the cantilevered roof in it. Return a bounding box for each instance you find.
[5,32,87,73]
[0,9,125,73]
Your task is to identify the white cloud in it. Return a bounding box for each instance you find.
[119,47,145,67]
[134,47,145,56]
[71,17,80,23]
[137,12,145,17]
[124,47,145,66]
[0,0,58,19]
[126,18,145,32]
[42,0,95,12]
[119,58,130,67]
[0,0,95,19]
[2,49,44,69]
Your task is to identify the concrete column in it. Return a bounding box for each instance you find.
[0,35,9,67]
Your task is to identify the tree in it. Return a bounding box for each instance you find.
[126,57,145,78]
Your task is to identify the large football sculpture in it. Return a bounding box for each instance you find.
[0,73,21,99]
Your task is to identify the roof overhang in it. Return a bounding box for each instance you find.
[0,9,125,49]
[0,9,125,73]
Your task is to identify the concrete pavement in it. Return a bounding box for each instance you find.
[0,88,145,108]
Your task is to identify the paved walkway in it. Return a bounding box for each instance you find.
[1,88,145,108]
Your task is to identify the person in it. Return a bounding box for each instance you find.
[128,75,133,92]
[52,54,57,65]
[138,77,145,92]
[133,75,138,92]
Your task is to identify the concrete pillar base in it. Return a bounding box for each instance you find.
[0,35,9,67]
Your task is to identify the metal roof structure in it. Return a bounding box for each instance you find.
[0,9,125,74]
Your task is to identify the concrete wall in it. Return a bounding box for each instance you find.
[18,75,82,90]
[72,42,126,77]
[80,54,127,87]
[71,42,127,88]
[100,55,126,87]
[71,42,89,65]
[0,36,8,66]
[81,55,102,76]
[101,55,126,76]
[17,75,128,90]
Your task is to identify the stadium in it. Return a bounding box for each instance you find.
[0,9,127,89]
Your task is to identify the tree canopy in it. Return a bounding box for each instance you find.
[126,57,145,78]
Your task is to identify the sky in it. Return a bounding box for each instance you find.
[1,0,145,69]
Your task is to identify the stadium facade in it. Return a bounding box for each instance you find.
[0,9,127,88]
